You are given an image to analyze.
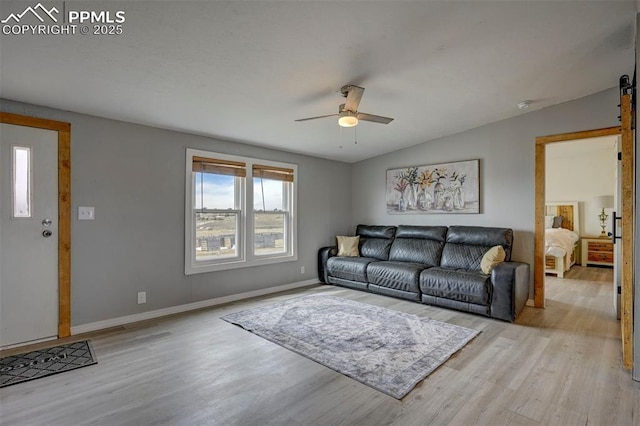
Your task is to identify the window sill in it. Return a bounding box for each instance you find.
[185,253,298,275]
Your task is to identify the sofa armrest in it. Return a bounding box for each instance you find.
[318,246,337,283]
[490,261,530,322]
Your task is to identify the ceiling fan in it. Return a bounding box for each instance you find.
[295,85,394,128]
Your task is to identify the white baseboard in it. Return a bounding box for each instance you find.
[526,299,535,307]
[71,279,319,335]
[1,336,57,351]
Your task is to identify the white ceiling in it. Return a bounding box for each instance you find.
[0,1,635,163]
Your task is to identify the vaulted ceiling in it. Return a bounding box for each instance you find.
[0,1,635,162]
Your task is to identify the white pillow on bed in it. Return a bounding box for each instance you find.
[544,215,554,229]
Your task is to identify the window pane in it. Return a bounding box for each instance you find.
[195,173,236,210]
[195,212,239,261]
[13,146,31,218]
[254,213,286,255]
[253,177,283,211]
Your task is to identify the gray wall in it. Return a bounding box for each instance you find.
[1,99,352,326]
[1,86,634,334]
[350,87,622,296]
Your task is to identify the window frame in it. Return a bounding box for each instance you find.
[251,176,292,258]
[193,173,244,265]
[185,148,297,275]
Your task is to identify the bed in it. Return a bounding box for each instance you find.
[544,202,580,278]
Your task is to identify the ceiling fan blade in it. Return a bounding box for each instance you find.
[295,113,338,122]
[356,112,394,124]
[343,85,364,113]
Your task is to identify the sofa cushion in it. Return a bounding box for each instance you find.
[326,257,377,283]
[441,226,513,269]
[366,261,425,294]
[420,267,491,306]
[389,225,448,265]
[394,225,448,241]
[356,225,396,239]
[441,243,487,271]
[445,226,513,260]
[356,225,396,260]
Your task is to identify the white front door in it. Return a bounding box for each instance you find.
[0,123,59,347]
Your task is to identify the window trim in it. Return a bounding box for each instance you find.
[185,148,297,275]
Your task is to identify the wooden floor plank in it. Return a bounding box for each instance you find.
[1,266,637,425]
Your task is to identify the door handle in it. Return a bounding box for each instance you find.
[611,211,622,244]
[42,230,53,238]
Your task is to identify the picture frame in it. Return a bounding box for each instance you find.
[386,159,480,214]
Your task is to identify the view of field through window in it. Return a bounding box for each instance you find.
[253,176,286,256]
[194,172,287,260]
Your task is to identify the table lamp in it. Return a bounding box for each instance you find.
[593,195,614,237]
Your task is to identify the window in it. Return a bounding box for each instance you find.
[185,149,297,274]
[253,164,294,257]
[12,146,32,218]
[192,156,244,263]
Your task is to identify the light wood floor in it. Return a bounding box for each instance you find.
[1,266,638,425]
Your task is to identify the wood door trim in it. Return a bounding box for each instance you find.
[620,94,634,369]
[0,112,71,338]
[534,126,621,308]
[536,127,622,144]
[534,143,546,307]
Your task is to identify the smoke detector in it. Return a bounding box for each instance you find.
[517,100,532,110]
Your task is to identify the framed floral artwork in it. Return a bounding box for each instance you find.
[386,159,479,214]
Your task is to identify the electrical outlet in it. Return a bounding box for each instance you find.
[301,266,306,274]
[137,291,146,304]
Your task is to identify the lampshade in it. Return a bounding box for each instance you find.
[338,111,358,128]
[593,195,614,208]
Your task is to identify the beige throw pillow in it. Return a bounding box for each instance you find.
[337,236,360,257]
[481,245,506,274]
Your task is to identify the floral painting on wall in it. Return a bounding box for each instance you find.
[386,159,480,214]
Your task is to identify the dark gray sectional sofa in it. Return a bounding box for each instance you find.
[318,224,529,322]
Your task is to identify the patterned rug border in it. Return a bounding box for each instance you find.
[0,340,97,388]
[222,295,480,399]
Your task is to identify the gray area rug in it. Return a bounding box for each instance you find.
[0,340,97,388]
[222,295,479,399]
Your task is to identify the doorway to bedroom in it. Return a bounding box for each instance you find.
[543,135,620,316]
[534,107,635,371]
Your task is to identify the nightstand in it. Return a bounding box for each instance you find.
[581,237,614,267]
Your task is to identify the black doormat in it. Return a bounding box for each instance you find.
[0,340,97,388]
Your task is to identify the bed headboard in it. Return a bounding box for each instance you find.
[545,201,579,233]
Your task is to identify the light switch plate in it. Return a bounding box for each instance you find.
[78,206,95,220]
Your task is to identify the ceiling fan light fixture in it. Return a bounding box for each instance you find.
[295,86,393,126]
[338,111,358,127]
